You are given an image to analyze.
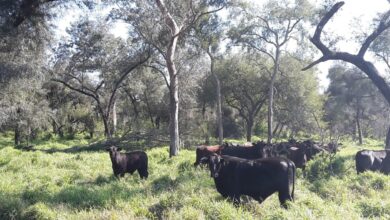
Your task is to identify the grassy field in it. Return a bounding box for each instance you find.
[0,135,390,220]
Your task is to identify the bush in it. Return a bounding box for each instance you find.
[305,154,350,182]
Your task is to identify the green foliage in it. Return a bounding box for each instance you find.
[1,135,390,219]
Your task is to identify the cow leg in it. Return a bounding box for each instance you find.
[232,195,241,207]
[254,196,265,204]
[138,168,149,179]
[113,171,121,179]
[278,191,293,209]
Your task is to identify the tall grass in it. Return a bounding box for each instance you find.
[0,136,389,219]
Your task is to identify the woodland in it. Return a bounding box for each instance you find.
[1,0,390,219]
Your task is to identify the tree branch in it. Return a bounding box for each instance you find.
[51,79,98,101]
[358,10,390,58]
[146,64,171,91]
[311,2,344,55]
[106,49,151,118]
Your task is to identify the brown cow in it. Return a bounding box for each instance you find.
[194,145,223,166]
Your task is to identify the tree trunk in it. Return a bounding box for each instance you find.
[112,98,117,136]
[356,107,363,145]
[58,126,64,138]
[267,46,280,144]
[246,116,254,142]
[144,91,155,127]
[14,124,21,146]
[213,72,223,145]
[273,122,280,137]
[155,0,181,157]
[102,115,111,138]
[52,119,57,135]
[277,124,284,137]
[385,125,390,149]
[169,73,180,157]
[208,51,223,145]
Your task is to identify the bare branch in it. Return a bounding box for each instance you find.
[310,2,344,56]
[176,5,225,38]
[358,10,390,57]
[257,16,278,39]
[280,18,301,46]
[376,52,390,70]
[95,80,105,93]
[302,56,328,71]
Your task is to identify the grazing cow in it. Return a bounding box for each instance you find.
[221,141,268,159]
[106,146,148,179]
[355,150,387,174]
[287,147,307,170]
[194,145,224,166]
[202,154,295,208]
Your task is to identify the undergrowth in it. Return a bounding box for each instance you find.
[0,136,389,219]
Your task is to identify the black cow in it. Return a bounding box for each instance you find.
[287,147,307,170]
[202,154,295,208]
[221,141,269,159]
[355,150,387,174]
[300,140,324,161]
[380,150,390,175]
[106,146,148,179]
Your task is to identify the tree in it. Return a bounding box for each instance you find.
[0,77,51,145]
[52,19,150,138]
[194,14,226,145]
[325,65,387,144]
[218,54,268,141]
[230,0,313,143]
[273,56,324,140]
[119,0,226,156]
[303,1,390,147]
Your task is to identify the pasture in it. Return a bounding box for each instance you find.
[0,134,390,219]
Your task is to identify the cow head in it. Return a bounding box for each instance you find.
[106,146,122,155]
[203,154,224,178]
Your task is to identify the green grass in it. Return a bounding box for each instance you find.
[0,136,389,219]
